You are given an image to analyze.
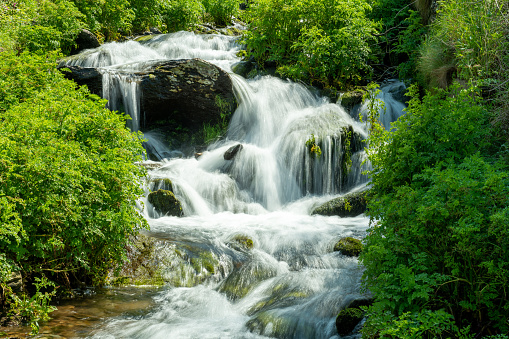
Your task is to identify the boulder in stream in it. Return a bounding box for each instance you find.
[312,190,367,217]
[59,58,237,139]
[333,237,363,257]
[224,144,243,160]
[148,189,183,216]
[335,307,365,336]
[70,29,100,55]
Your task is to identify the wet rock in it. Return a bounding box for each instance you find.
[224,144,243,160]
[59,59,237,139]
[339,90,364,113]
[58,65,102,96]
[218,256,278,300]
[148,189,183,216]
[388,83,410,104]
[150,178,174,192]
[70,29,100,55]
[227,234,254,251]
[139,59,237,133]
[336,307,364,336]
[333,237,363,257]
[231,61,255,78]
[312,191,367,217]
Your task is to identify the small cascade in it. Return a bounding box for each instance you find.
[101,71,142,131]
[55,32,408,339]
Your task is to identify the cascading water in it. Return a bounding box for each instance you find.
[58,31,406,339]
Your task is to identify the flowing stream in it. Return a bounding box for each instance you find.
[36,31,407,339]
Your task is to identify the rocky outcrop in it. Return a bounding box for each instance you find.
[333,237,363,257]
[340,91,364,113]
[148,189,183,216]
[224,144,243,160]
[70,29,100,55]
[59,59,237,137]
[312,190,367,217]
[336,307,364,336]
[59,66,102,96]
[138,59,236,132]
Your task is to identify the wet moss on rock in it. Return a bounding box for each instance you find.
[227,234,254,251]
[150,178,174,192]
[312,191,367,217]
[336,307,364,336]
[148,189,183,216]
[333,237,363,257]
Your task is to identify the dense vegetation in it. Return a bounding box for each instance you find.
[1,0,508,337]
[358,0,509,337]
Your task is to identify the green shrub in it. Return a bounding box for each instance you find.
[242,0,379,90]
[361,84,509,336]
[0,50,147,289]
[202,0,240,26]
[161,0,203,32]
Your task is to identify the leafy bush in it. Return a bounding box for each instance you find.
[161,0,203,32]
[0,50,147,292]
[69,0,134,41]
[202,0,240,26]
[360,84,509,336]
[242,0,379,90]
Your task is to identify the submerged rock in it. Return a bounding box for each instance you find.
[224,144,243,160]
[226,234,254,251]
[148,189,183,216]
[312,190,367,217]
[336,307,364,336]
[150,178,174,192]
[333,237,363,257]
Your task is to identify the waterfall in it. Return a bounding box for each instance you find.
[56,31,407,339]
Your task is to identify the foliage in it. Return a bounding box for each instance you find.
[202,0,240,27]
[305,134,322,158]
[8,277,57,335]
[0,0,84,54]
[360,83,509,336]
[69,0,134,41]
[0,50,147,292]
[160,0,203,33]
[203,95,233,143]
[242,0,379,90]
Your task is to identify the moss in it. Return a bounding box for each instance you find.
[312,191,367,217]
[340,90,364,111]
[190,252,218,274]
[227,234,254,251]
[148,189,183,216]
[335,307,364,335]
[134,34,157,43]
[333,237,363,257]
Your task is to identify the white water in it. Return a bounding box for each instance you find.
[65,31,406,339]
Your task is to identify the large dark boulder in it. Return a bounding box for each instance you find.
[224,144,243,160]
[148,189,183,216]
[336,307,364,336]
[138,59,236,133]
[59,59,237,137]
[70,29,100,55]
[312,190,367,217]
[59,66,103,96]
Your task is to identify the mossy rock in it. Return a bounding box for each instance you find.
[335,307,364,336]
[190,251,219,274]
[339,90,364,112]
[148,189,183,216]
[134,34,158,43]
[218,257,278,300]
[231,61,255,78]
[150,178,174,192]
[333,237,363,257]
[227,234,254,251]
[311,191,367,217]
